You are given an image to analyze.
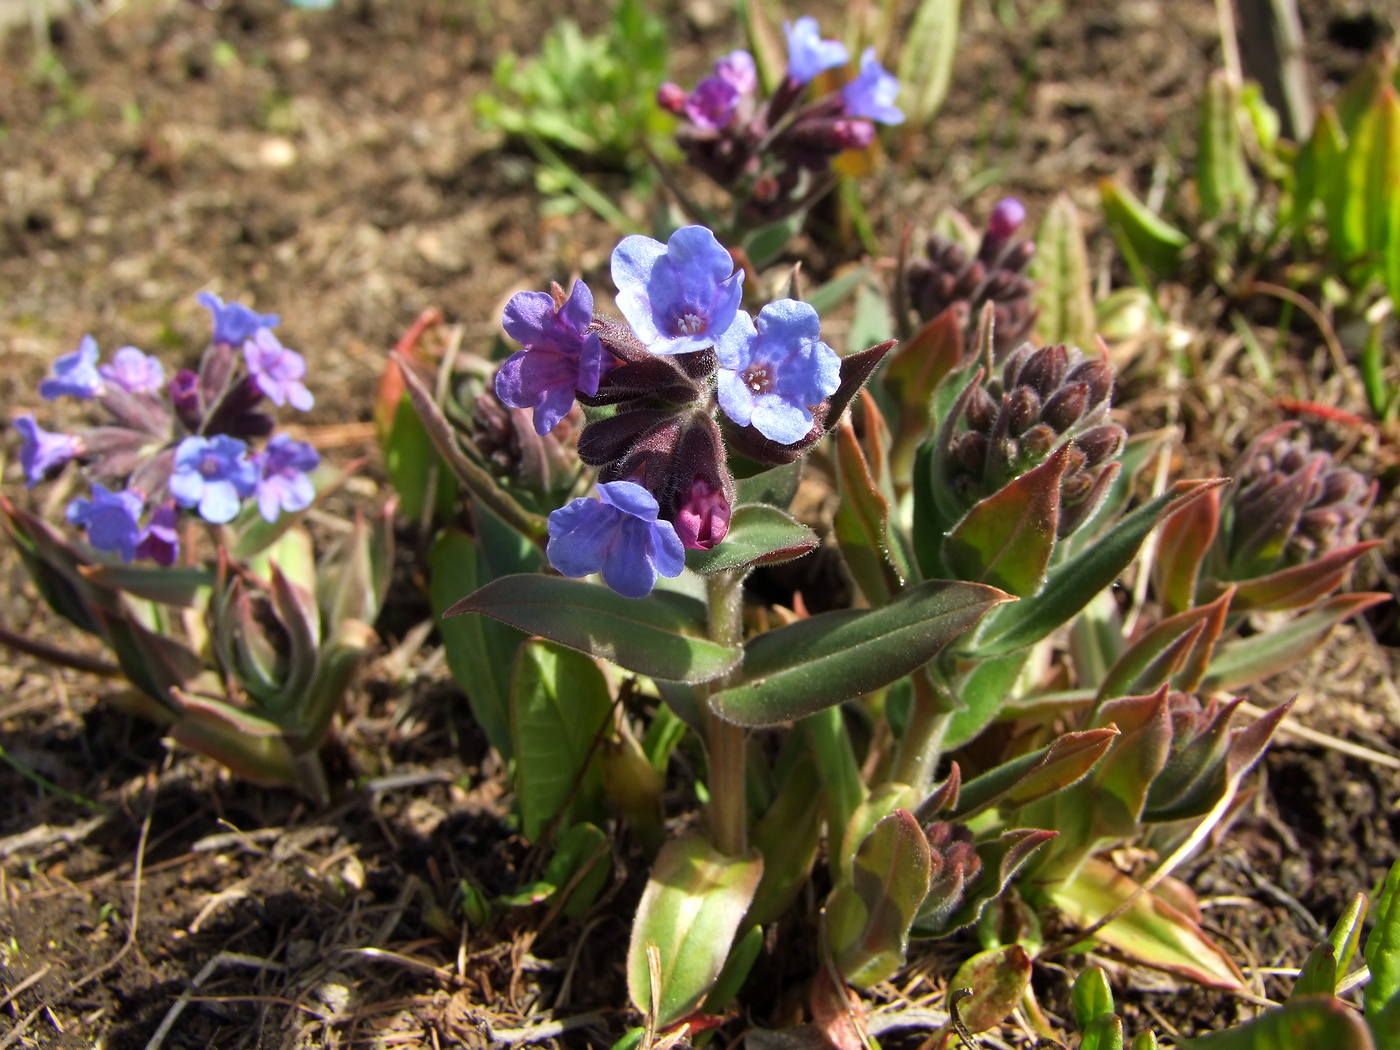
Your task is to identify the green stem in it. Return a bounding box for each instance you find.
[801,706,866,859]
[889,668,958,792]
[706,570,748,856]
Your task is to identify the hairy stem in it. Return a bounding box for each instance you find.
[706,569,748,856]
[889,668,958,792]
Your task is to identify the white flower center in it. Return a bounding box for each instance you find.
[675,312,706,336]
[743,365,771,394]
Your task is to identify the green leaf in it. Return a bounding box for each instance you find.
[735,460,803,509]
[686,505,818,575]
[1081,1016,1126,1050]
[743,213,803,271]
[1130,1031,1160,1050]
[1031,193,1097,352]
[944,444,1070,598]
[1365,859,1400,1022]
[384,391,458,523]
[942,649,1031,750]
[80,565,214,609]
[1295,106,1344,238]
[948,945,1032,1034]
[1099,589,1232,700]
[826,810,932,988]
[1330,892,1368,978]
[626,834,763,1028]
[1177,997,1376,1049]
[1099,177,1190,275]
[1152,480,1220,616]
[1198,70,1255,222]
[896,0,962,126]
[748,751,824,926]
[449,574,741,684]
[430,530,521,759]
[1073,966,1116,1028]
[542,822,612,919]
[834,416,906,607]
[952,728,1119,820]
[511,639,612,842]
[1290,945,1338,1000]
[806,264,871,316]
[710,580,1011,727]
[702,924,764,1015]
[848,279,894,356]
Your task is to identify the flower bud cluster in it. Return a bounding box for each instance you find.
[495,225,850,597]
[906,199,1038,355]
[946,343,1125,536]
[13,292,320,565]
[921,820,983,929]
[657,17,904,223]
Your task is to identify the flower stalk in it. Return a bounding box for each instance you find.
[706,568,748,857]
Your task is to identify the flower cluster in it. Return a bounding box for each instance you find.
[13,293,321,564]
[495,224,854,596]
[657,17,904,223]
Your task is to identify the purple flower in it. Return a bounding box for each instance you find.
[497,279,607,436]
[198,291,280,347]
[135,502,180,566]
[685,76,741,129]
[716,299,841,445]
[170,434,259,524]
[253,433,320,522]
[66,483,144,562]
[244,329,314,410]
[99,346,166,396]
[611,225,747,357]
[14,413,81,487]
[40,336,105,400]
[784,17,848,85]
[546,480,686,599]
[841,48,903,125]
[673,477,731,551]
[987,198,1027,242]
[715,50,757,96]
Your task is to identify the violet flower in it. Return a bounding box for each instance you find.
[14,413,81,486]
[714,50,757,96]
[253,433,320,522]
[99,346,166,396]
[134,502,180,566]
[784,17,848,85]
[841,48,904,125]
[546,480,686,599]
[685,76,741,130]
[198,291,280,347]
[717,298,841,445]
[244,329,314,410]
[67,483,144,562]
[611,225,747,357]
[673,477,731,551]
[497,279,607,436]
[170,434,259,524]
[40,336,105,400]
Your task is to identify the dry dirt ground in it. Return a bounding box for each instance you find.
[2,0,1400,1047]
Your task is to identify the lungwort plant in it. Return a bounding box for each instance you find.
[2,294,391,802]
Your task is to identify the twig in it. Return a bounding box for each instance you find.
[0,816,105,859]
[0,964,51,1013]
[143,953,287,1050]
[488,1010,608,1045]
[0,622,121,677]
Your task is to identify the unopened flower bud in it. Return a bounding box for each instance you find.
[965,386,999,433]
[1075,425,1127,468]
[1041,382,1089,432]
[673,476,731,550]
[1005,385,1041,435]
[1066,358,1114,406]
[954,431,988,476]
[1016,344,1069,398]
[657,81,689,116]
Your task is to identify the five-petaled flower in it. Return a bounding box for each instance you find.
[198,291,280,347]
[15,414,81,487]
[496,279,607,436]
[253,433,320,522]
[99,346,166,396]
[841,48,904,126]
[717,299,841,445]
[40,336,105,400]
[784,17,848,85]
[170,434,259,524]
[244,329,314,410]
[546,481,686,599]
[611,226,746,357]
[67,483,144,561]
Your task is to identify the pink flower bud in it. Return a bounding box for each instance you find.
[673,476,731,550]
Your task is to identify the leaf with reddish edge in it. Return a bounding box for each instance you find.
[945,444,1070,598]
[826,809,932,988]
[168,688,304,791]
[686,504,818,575]
[626,833,763,1029]
[1099,588,1234,701]
[1205,540,1383,614]
[948,945,1032,1034]
[1177,996,1376,1049]
[916,829,1057,937]
[1153,481,1220,615]
[1172,587,1234,692]
[952,728,1120,821]
[884,305,967,482]
[1045,856,1247,991]
[834,416,905,607]
[1199,592,1390,693]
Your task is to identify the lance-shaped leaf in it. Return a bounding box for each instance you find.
[942,648,1031,750]
[915,828,1056,937]
[80,565,215,609]
[94,604,204,709]
[944,444,1070,598]
[1073,966,1116,1028]
[1082,1017,1126,1050]
[834,416,905,607]
[710,580,1011,727]
[1099,177,1190,275]
[1045,857,1246,991]
[973,479,1228,657]
[1209,540,1383,614]
[626,833,763,1028]
[1031,193,1096,352]
[1153,481,1219,616]
[947,945,1032,1034]
[735,460,803,509]
[749,752,824,926]
[1291,945,1339,1000]
[896,0,961,126]
[1199,593,1389,693]
[1331,892,1368,978]
[826,810,932,988]
[1366,859,1400,1025]
[1099,589,1233,701]
[687,505,818,575]
[450,575,741,685]
[1198,69,1256,222]
[1177,997,1376,1049]
[168,689,304,793]
[294,618,377,753]
[952,728,1119,821]
[541,822,612,920]
[1295,105,1345,239]
[885,305,966,483]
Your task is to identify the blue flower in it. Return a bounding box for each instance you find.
[611,225,747,357]
[40,336,105,400]
[716,299,841,445]
[198,291,280,347]
[244,329,314,410]
[99,346,166,396]
[67,484,144,562]
[784,17,848,85]
[169,434,259,524]
[135,502,180,566]
[841,48,903,125]
[14,413,81,486]
[253,433,320,522]
[496,279,606,436]
[547,481,686,599]
[714,50,757,96]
